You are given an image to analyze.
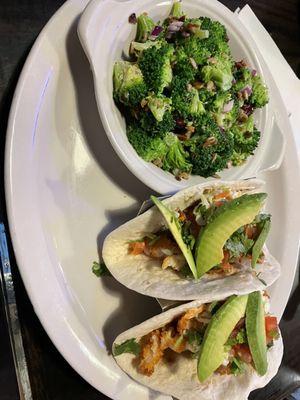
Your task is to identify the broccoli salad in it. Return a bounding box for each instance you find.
[113,1,269,180]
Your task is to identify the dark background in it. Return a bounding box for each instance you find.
[0,0,300,399]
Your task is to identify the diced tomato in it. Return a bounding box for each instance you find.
[265,316,278,332]
[233,344,252,364]
[213,191,232,201]
[178,210,186,222]
[265,316,278,342]
[129,241,145,255]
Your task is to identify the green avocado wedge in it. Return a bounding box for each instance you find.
[197,294,248,382]
[251,219,271,267]
[195,193,267,277]
[150,196,198,279]
[246,291,268,375]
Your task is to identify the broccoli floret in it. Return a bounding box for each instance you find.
[146,94,172,122]
[212,92,231,112]
[113,61,147,106]
[211,93,239,129]
[127,123,167,162]
[187,116,233,177]
[231,150,248,166]
[128,126,191,174]
[190,88,205,114]
[138,43,174,93]
[233,67,269,108]
[231,115,260,156]
[162,133,192,174]
[170,1,184,18]
[222,99,239,129]
[172,53,198,82]
[201,53,234,91]
[139,109,175,136]
[171,78,204,118]
[182,18,209,39]
[178,35,212,65]
[250,75,269,108]
[129,40,161,58]
[198,88,215,105]
[177,17,229,66]
[136,13,155,43]
[233,66,252,92]
[199,17,228,43]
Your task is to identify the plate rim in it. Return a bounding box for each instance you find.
[4,0,123,398]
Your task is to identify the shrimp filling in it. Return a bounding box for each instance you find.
[114,294,279,377]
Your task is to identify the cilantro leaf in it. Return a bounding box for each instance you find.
[224,230,254,259]
[181,221,196,250]
[92,261,111,277]
[225,237,245,258]
[113,338,141,356]
[236,329,247,344]
[226,328,247,346]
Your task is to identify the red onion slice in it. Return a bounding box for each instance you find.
[128,13,137,24]
[239,85,252,100]
[223,100,234,113]
[168,20,184,32]
[150,25,163,38]
[242,104,254,116]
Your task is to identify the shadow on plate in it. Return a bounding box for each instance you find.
[66,17,152,203]
[65,17,161,351]
[100,275,161,351]
[96,204,140,250]
[96,203,161,351]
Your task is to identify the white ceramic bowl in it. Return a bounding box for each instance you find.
[78,0,285,194]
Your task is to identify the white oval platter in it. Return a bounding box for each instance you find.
[5,0,300,399]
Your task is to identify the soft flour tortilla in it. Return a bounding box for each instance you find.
[103,179,281,300]
[113,295,283,400]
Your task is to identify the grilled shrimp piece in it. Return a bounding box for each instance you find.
[162,255,186,271]
[177,305,205,334]
[139,330,163,376]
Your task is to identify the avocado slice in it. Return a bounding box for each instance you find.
[197,294,248,382]
[195,193,267,277]
[251,219,271,267]
[246,291,267,375]
[150,196,198,279]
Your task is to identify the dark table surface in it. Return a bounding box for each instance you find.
[0,0,300,399]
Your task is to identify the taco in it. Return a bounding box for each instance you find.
[113,291,283,400]
[103,179,280,300]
